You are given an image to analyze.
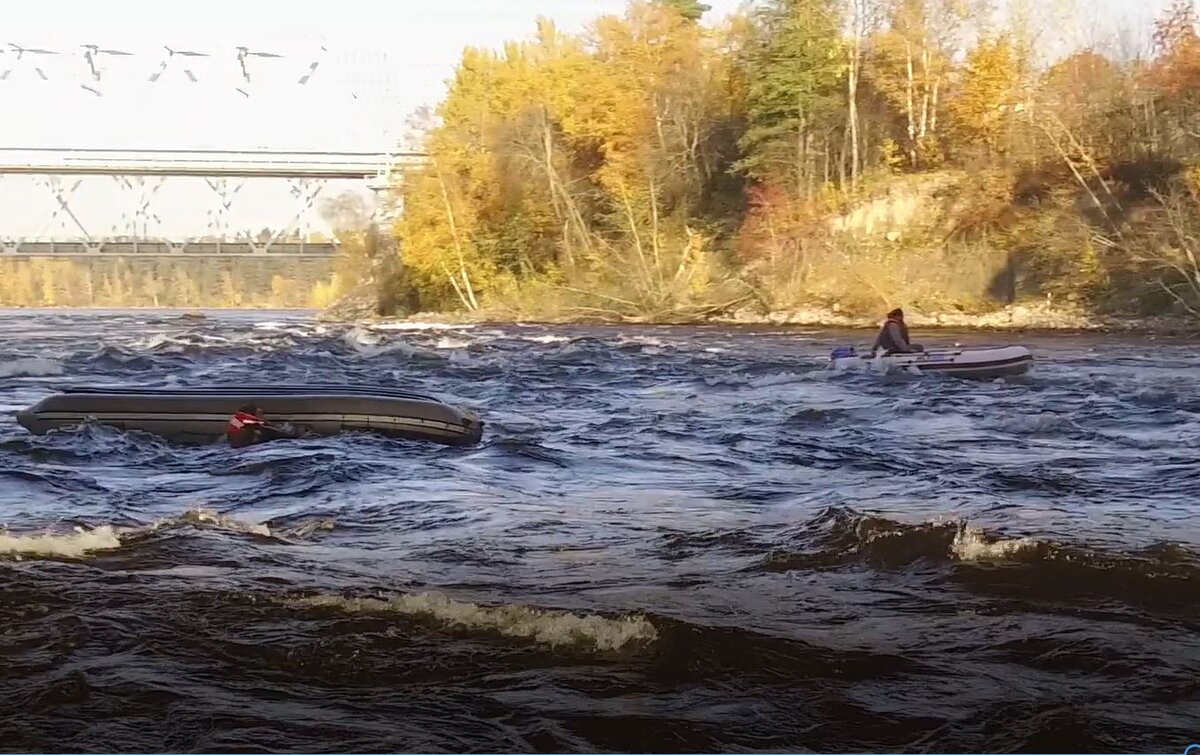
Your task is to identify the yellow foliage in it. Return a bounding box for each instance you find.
[1187,166,1200,194]
[880,139,904,171]
[950,36,1022,155]
[0,258,337,308]
[393,0,743,319]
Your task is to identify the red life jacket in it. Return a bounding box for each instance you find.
[226,410,264,440]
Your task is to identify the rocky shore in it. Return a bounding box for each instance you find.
[331,300,1200,336]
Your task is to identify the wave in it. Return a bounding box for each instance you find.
[341,327,444,360]
[287,590,658,652]
[0,524,121,558]
[369,321,477,332]
[0,357,64,378]
[524,334,571,344]
[434,336,472,350]
[951,526,1039,560]
[758,507,1200,611]
[74,345,156,370]
[147,507,336,542]
[0,507,334,561]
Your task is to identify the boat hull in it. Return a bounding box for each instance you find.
[16,384,484,446]
[830,346,1033,380]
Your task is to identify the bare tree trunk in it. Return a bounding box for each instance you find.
[838,123,849,187]
[538,107,572,269]
[823,132,831,185]
[904,41,917,165]
[1036,119,1118,234]
[797,104,807,199]
[918,46,931,140]
[846,0,863,188]
[806,131,815,198]
[617,180,652,293]
[652,93,668,153]
[848,45,861,187]
[649,171,664,292]
[433,165,479,311]
[930,75,940,135]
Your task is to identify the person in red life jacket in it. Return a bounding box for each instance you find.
[871,307,924,355]
[226,403,293,448]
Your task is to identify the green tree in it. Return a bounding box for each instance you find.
[656,0,711,22]
[734,0,845,197]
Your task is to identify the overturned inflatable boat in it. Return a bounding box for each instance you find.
[16,384,484,446]
[828,345,1032,380]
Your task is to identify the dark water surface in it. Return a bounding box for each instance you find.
[1,309,1198,753]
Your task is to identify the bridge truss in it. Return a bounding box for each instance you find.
[0,148,423,258]
[0,37,426,259]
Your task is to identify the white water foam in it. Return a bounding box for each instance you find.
[169,508,272,537]
[370,322,477,332]
[280,517,336,539]
[995,412,1080,435]
[158,508,335,541]
[0,506,332,560]
[748,371,808,388]
[617,335,666,347]
[435,336,472,350]
[290,591,659,652]
[343,327,441,360]
[952,526,1038,561]
[0,357,65,378]
[0,525,122,558]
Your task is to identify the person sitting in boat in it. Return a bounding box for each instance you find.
[226,403,294,448]
[872,308,924,355]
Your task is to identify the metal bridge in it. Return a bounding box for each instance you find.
[0,38,431,260]
[0,147,429,258]
[0,147,428,179]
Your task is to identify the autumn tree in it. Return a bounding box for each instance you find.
[949,35,1022,158]
[1143,0,1200,156]
[1037,51,1127,162]
[864,0,983,166]
[395,3,746,318]
[1151,0,1200,99]
[736,0,845,196]
[376,0,1200,321]
[834,0,887,186]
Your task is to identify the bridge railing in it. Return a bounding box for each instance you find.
[0,240,341,258]
[0,147,429,179]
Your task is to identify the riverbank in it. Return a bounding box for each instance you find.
[332,301,1200,337]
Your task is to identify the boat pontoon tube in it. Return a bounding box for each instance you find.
[16,384,484,446]
[828,345,1033,380]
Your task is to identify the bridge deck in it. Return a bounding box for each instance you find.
[0,241,340,258]
[0,147,429,179]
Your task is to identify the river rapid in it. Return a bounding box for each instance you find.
[1,309,1198,753]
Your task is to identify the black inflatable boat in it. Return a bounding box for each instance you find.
[16,384,484,446]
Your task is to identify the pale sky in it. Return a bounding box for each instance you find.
[0,0,1167,240]
[1,0,747,151]
[1,0,1161,151]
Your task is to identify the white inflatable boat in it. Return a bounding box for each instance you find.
[828,345,1032,380]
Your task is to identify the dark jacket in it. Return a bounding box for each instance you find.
[872,317,918,354]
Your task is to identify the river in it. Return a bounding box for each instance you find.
[1,309,1197,753]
